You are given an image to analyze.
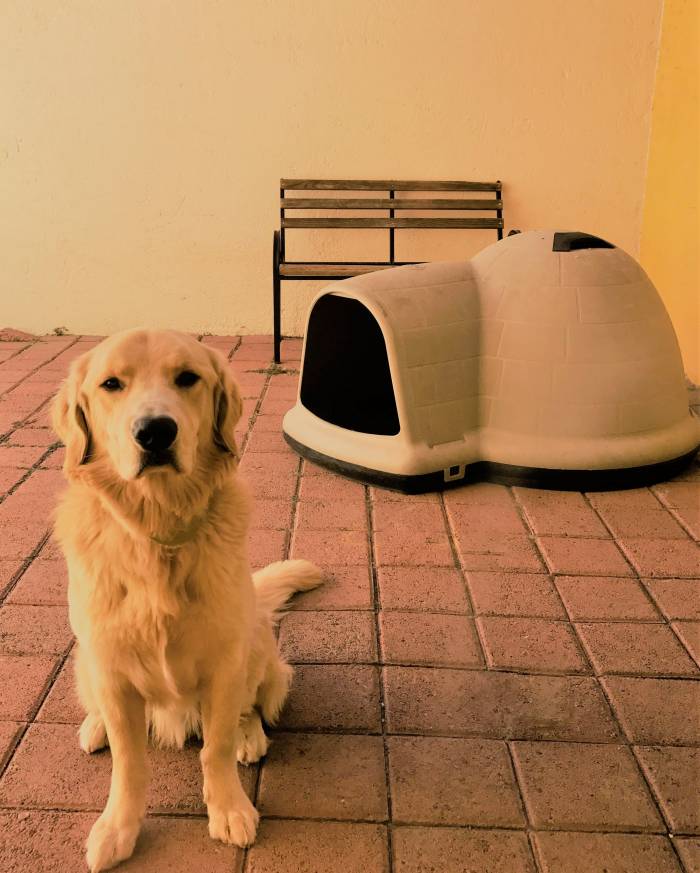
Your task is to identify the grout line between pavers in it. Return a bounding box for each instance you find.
[365,486,396,873]
[0,531,53,607]
[438,492,489,672]
[573,492,698,851]
[0,336,81,416]
[0,441,63,506]
[0,639,75,782]
[504,740,546,873]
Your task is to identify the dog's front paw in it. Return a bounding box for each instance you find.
[85,813,140,872]
[207,794,259,847]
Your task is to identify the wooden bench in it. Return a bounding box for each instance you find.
[272,178,504,362]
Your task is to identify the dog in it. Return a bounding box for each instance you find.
[50,328,321,872]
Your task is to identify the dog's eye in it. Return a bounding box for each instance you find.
[175,370,200,388]
[100,377,123,392]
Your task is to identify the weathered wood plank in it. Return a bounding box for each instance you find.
[282,217,503,229]
[280,263,403,277]
[281,198,503,210]
[281,179,501,192]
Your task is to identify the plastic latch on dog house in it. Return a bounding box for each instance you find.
[444,464,466,483]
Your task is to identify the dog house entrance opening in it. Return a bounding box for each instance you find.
[300,294,400,436]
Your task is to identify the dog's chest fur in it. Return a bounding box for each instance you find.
[57,482,254,706]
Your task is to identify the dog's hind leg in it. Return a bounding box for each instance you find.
[75,646,108,754]
[256,656,293,726]
[236,710,268,764]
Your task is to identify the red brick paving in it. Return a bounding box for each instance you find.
[0,334,697,872]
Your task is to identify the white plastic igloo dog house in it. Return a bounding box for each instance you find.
[282,230,699,491]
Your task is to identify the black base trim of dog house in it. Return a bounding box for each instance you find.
[283,432,699,493]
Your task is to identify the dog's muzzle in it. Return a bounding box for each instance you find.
[132,416,179,472]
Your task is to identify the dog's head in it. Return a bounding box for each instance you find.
[52,329,242,481]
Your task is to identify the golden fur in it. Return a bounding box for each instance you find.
[51,329,321,872]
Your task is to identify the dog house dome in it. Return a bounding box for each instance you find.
[283,230,699,491]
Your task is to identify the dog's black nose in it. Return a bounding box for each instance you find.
[132,416,178,452]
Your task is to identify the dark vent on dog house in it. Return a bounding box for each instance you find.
[300,295,400,435]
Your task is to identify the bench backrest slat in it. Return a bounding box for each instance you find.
[282,217,502,230]
[281,197,503,211]
[281,179,501,192]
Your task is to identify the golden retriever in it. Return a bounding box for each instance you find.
[51,328,321,872]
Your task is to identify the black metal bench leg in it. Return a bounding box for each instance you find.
[273,273,281,364]
[273,231,281,364]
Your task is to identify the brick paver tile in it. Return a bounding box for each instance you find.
[6,560,67,605]
[0,604,72,655]
[674,837,700,873]
[586,488,661,511]
[372,500,446,532]
[247,529,287,569]
[602,677,700,744]
[258,732,387,820]
[388,735,525,827]
[576,621,698,676]
[513,488,608,537]
[7,427,57,447]
[635,746,700,834]
[644,579,700,620]
[673,620,700,664]
[0,654,56,720]
[0,445,46,468]
[291,565,373,611]
[373,523,454,567]
[278,610,377,663]
[555,575,660,621]
[618,538,700,578]
[0,721,21,768]
[511,741,663,831]
[245,430,290,453]
[467,571,566,618]
[0,811,244,873]
[0,559,24,599]
[250,498,294,530]
[0,722,255,813]
[0,468,24,498]
[238,452,298,499]
[478,616,588,673]
[380,612,483,667]
[595,505,690,540]
[377,566,470,612]
[291,528,369,565]
[392,826,536,873]
[369,487,439,503]
[444,482,515,507]
[278,664,381,732]
[295,498,367,531]
[538,536,633,576]
[446,500,528,536]
[35,655,81,723]
[298,471,365,501]
[383,667,619,742]
[246,820,389,873]
[455,532,544,573]
[653,481,700,512]
[532,832,683,873]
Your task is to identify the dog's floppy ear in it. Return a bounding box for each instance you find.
[51,353,93,473]
[208,348,243,457]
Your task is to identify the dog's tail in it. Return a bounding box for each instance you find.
[253,559,323,619]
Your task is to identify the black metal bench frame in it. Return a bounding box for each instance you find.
[272,178,504,362]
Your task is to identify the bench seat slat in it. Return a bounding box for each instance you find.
[280,263,408,278]
[281,197,503,211]
[281,179,501,192]
[282,217,503,229]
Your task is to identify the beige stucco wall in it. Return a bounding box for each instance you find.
[640,0,699,383]
[1,0,663,338]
